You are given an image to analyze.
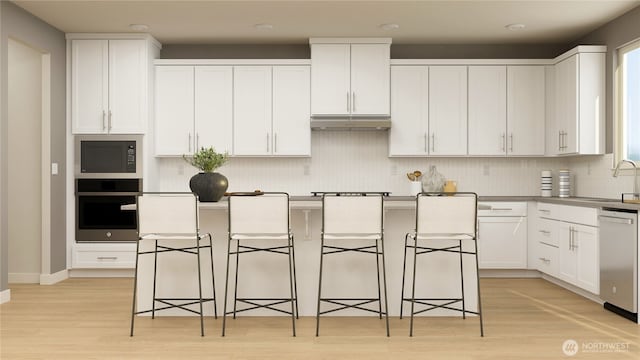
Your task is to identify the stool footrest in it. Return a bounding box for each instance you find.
[403,297,479,316]
[134,297,216,316]
[228,298,296,316]
[319,298,386,316]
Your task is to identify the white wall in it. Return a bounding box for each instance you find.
[7,38,42,282]
[152,131,569,196]
[569,153,637,198]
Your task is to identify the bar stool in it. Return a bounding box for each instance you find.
[316,192,390,336]
[400,192,483,336]
[222,192,298,336]
[130,192,217,336]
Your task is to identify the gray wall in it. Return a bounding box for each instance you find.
[0,1,67,291]
[571,5,640,154]
[161,43,565,60]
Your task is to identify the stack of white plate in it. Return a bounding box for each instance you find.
[558,169,570,198]
[541,170,552,197]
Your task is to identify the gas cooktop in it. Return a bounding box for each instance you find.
[310,192,391,197]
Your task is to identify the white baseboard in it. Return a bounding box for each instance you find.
[480,269,542,278]
[8,272,40,284]
[69,268,134,278]
[0,289,11,304]
[541,274,603,304]
[40,269,69,285]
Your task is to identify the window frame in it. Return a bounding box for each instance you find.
[615,38,640,167]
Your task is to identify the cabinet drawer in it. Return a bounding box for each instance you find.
[536,218,560,247]
[478,202,527,217]
[536,242,559,277]
[537,202,597,226]
[72,246,136,269]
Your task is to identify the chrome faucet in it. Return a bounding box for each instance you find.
[613,159,639,195]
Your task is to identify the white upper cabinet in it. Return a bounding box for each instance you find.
[389,66,429,156]
[154,66,194,156]
[233,66,273,156]
[272,66,311,156]
[428,66,468,155]
[194,66,233,154]
[155,66,233,156]
[507,66,546,156]
[549,47,605,155]
[468,66,507,156]
[310,38,391,117]
[71,38,154,134]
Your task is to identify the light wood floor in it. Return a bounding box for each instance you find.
[1,278,638,359]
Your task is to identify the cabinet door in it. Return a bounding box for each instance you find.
[507,66,545,156]
[577,52,605,155]
[544,66,558,155]
[389,66,429,156]
[71,39,109,134]
[468,66,506,156]
[429,66,468,155]
[233,66,272,156]
[478,217,527,269]
[310,44,350,115]
[350,44,390,115]
[574,224,599,294]
[194,66,233,154]
[154,66,194,156]
[272,66,311,156]
[108,40,147,134]
[558,222,578,284]
[555,55,578,154]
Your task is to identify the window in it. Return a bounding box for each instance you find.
[617,40,640,162]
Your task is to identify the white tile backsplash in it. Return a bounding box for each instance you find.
[151,131,571,196]
[569,153,637,198]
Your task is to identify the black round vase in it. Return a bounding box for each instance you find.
[189,172,228,202]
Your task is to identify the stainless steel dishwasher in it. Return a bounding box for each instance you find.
[599,208,638,322]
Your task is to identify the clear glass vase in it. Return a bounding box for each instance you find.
[422,165,445,192]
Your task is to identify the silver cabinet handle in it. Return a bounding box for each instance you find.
[491,208,513,211]
[352,92,356,113]
[539,209,551,214]
[558,131,562,151]
[431,133,435,152]
[102,110,107,131]
[424,133,428,153]
[347,92,350,112]
[509,133,514,152]
[569,226,574,251]
[274,133,277,153]
[539,230,550,235]
[97,256,117,260]
[108,110,112,131]
[501,133,505,152]
[538,257,550,264]
[266,133,270,152]
[188,133,192,153]
[196,133,199,151]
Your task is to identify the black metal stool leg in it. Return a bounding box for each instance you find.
[315,236,325,337]
[287,237,296,337]
[233,239,240,319]
[474,240,484,337]
[196,236,205,336]
[400,233,410,320]
[409,237,418,337]
[208,235,217,319]
[291,235,299,319]
[152,240,158,319]
[222,237,233,336]
[130,239,141,337]
[375,240,383,319]
[459,240,466,320]
[381,238,390,337]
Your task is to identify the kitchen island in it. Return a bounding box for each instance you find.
[134,196,481,317]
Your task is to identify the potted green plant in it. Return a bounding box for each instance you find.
[183,147,229,202]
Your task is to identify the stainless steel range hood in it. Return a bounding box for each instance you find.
[310,116,391,130]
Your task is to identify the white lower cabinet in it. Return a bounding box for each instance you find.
[72,243,136,269]
[537,203,599,294]
[477,202,527,269]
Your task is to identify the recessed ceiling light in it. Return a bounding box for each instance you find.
[129,24,149,31]
[505,23,526,31]
[379,23,400,31]
[254,23,274,30]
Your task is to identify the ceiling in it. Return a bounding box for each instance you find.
[12,0,640,45]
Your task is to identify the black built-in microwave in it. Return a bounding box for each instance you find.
[74,135,143,179]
